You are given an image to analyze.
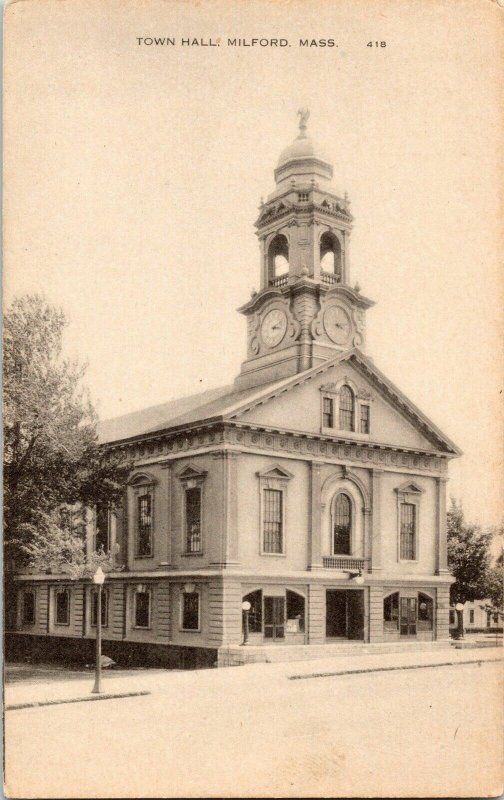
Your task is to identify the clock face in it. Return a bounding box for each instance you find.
[261,309,288,348]
[323,306,352,345]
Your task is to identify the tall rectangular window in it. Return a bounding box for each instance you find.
[185,487,202,553]
[22,591,36,625]
[91,589,108,627]
[400,503,416,560]
[469,609,475,623]
[134,590,151,628]
[55,589,70,625]
[322,397,334,428]
[360,404,370,434]
[95,503,110,553]
[182,592,200,630]
[339,386,354,431]
[137,494,152,557]
[263,489,283,554]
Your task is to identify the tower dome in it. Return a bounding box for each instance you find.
[274,109,333,188]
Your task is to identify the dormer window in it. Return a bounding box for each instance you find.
[298,191,309,202]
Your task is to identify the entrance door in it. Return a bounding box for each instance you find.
[264,597,285,640]
[400,597,417,636]
[326,591,348,638]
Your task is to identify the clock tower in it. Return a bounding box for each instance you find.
[234,110,374,391]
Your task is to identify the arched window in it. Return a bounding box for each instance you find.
[268,234,289,281]
[243,590,262,633]
[320,232,342,278]
[333,493,351,555]
[339,385,354,431]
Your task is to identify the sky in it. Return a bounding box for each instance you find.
[4,0,503,530]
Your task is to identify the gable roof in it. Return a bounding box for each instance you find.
[98,349,461,456]
[97,382,278,444]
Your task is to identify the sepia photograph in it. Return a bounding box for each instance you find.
[3,0,503,797]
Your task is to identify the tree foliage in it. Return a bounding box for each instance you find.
[447,499,494,605]
[4,294,131,571]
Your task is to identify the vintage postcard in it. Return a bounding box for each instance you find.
[3,0,503,797]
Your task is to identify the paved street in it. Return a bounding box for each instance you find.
[5,656,503,798]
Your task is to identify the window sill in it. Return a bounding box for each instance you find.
[181,552,204,557]
[133,625,152,631]
[54,622,70,627]
[321,427,370,440]
[260,552,286,557]
[134,554,154,559]
[180,628,201,633]
[398,559,418,563]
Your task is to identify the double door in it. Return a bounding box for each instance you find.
[264,596,285,640]
[400,597,417,636]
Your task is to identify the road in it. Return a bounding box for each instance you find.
[5,660,503,798]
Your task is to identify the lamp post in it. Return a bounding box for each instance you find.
[91,566,106,694]
[455,601,465,640]
[241,600,251,645]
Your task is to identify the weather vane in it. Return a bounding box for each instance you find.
[297,107,310,135]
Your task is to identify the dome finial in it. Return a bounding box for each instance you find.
[297,107,310,138]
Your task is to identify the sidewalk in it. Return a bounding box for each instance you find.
[5,644,501,710]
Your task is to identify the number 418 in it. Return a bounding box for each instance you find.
[367,41,386,47]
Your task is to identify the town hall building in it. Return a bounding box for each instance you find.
[11,112,461,668]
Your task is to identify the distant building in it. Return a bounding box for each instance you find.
[449,600,502,633]
[9,112,461,668]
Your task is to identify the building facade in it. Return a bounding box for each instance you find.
[10,112,461,668]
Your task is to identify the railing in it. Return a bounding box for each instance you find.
[320,272,341,285]
[323,556,365,571]
[270,274,289,288]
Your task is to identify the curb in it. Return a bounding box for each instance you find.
[6,689,151,711]
[288,656,502,681]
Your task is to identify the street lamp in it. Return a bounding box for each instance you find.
[91,566,106,694]
[455,602,465,640]
[241,600,251,645]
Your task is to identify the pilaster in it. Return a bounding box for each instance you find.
[307,583,325,643]
[370,468,383,573]
[436,585,451,641]
[208,578,242,646]
[210,451,240,568]
[308,461,324,570]
[368,585,384,642]
[435,476,449,575]
[159,464,173,568]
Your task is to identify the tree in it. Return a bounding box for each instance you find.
[447,499,493,638]
[4,294,131,581]
[485,528,503,613]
